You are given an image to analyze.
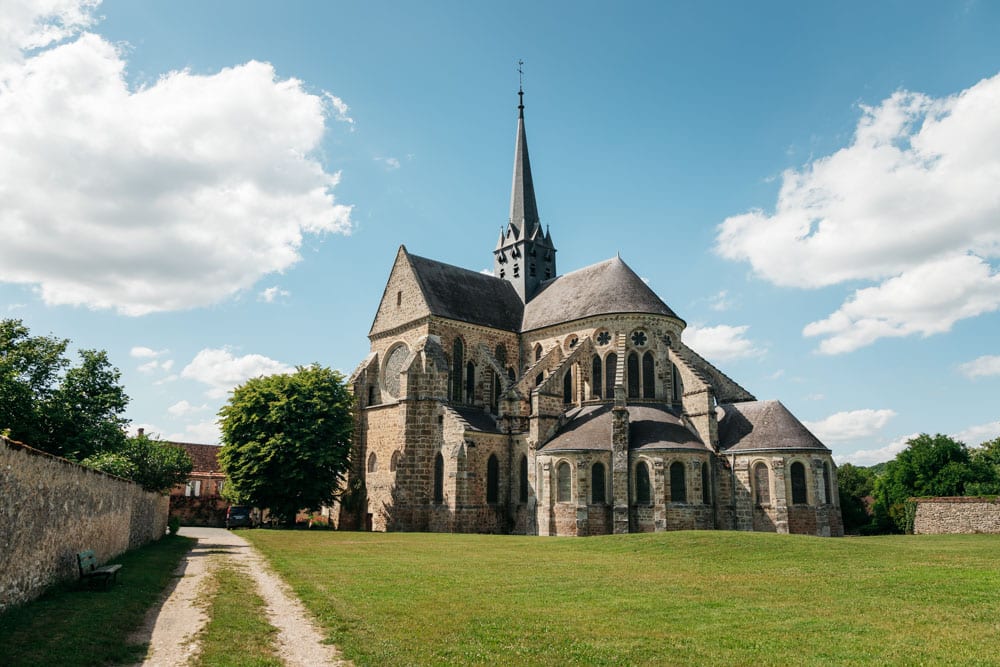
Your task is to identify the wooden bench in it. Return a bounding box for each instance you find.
[76,550,122,588]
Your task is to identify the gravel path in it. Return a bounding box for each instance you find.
[130,527,349,666]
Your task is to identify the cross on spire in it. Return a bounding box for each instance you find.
[517,59,524,116]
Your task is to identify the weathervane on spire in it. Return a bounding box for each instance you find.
[517,59,525,115]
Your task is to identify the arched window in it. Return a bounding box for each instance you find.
[495,344,507,365]
[672,363,683,403]
[492,370,501,413]
[823,461,833,505]
[433,453,444,504]
[627,352,640,398]
[534,343,543,362]
[592,354,602,398]
[465,361,475,403]
[563,369,573,404]
[390,451,400,472]
[367,384,376,406]
[642,352,655,399]
[670,461,686,503]
[605,352,617,398]
[790,461,808,504]
[754,462,770,505]
[556,462,572,502]
[592,462,606,504]
[519,455,528,503]
[367,452,377,473]
[486,454,499,504]
[451,338,464,401]
[636,461,651,504]
[701,461,711,505]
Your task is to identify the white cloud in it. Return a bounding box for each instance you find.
[324,92,354,126]
[167,399,209,417]
[953,421,1000,447]
[802,254,1000,354]
[804,408,897,442]
[839,432,919,466]
[958,354,1000,379]
[717,75,1000,353]
[0,0,96,64]
[375,156,400,170]
[257,286,290,303]
[0,3,352,315]
[167,419,220,445]
[181,347,293,398]
[130,346,165,359]
[708,290,731,312]
[684,324,763,362]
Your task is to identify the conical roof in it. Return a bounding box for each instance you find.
[522,256,682,331]
[717,400,830,453]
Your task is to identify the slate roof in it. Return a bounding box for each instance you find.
[540,403,707,452]
[407,252,524,331]
[716,400,829,453]
[522,256,682,331]
[447,405,502,433]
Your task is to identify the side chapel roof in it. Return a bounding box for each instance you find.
[522,256,682,331]
[540,403,707,453]
[716,400,830,453]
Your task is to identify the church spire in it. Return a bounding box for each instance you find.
[509,65,540,238]
[494,64,556,304]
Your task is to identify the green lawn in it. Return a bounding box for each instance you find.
[0,535,194,667]
[245,530,1000,666]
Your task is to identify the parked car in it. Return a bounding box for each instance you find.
[225,505,256,529]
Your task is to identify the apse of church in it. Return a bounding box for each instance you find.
[341,88,844,537]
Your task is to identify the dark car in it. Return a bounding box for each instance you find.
[225,505,256,529]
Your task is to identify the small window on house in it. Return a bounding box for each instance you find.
[451,338,464,402]
[563,369,573,404]
[557,462,572,502]
[513,264,520,278]
[519,455,529,504]
[433,453,444,504]
[672,363,683,403]
[500,269,505,279]
[534,343,543,361]
[185,480,201,497]
[592,462,606,504]
[367,452,378,473]
[367,384,376,406]
[823,461,833,505]
[701,461,711,505]
[592,354,602,398]
[390,451,400,472]
[486,454,499,504]
[465,361,476,403]
[396,290,402,307]
[790,461,808,505]
[535,372,543,386]
[217,480,225,495]
[754,462,770,505]
[670,461,686,503]
[636,462,651,504]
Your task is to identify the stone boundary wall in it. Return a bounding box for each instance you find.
[0,436,169,613]
[913,497,1000,534]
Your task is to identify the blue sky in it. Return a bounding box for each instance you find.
[2,1,999,463]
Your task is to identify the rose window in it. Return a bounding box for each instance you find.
[631,330,647,347]
[596,331,611,346]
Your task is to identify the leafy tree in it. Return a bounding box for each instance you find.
[1,319,128,459]
[83,433,193,494]
[836,463,876,534]
[873,433,999,532]
[218,364,354,526]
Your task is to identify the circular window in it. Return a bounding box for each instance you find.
[383,344,409,398]
[595,330,611,346]
[630,330,647,347]
[564,334,579,351]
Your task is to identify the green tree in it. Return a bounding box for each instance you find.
[218,364,354,526]
[83,433,193,493]
[873,433,998,532]
[836,463,876,534]
[1,319,128,458]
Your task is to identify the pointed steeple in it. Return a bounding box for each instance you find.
[509,86,540,237]
[494,71,556,303]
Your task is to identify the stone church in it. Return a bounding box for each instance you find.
[341,90,843,537]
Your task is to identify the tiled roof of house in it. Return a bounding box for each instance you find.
[522,256,682,331]
[407,252,524,331]
[717,400,829,453]
[169,441,222,473]
[540,403,707,452]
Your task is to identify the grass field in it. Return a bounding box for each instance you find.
[0,535,194,667]
[245,530,1000,666]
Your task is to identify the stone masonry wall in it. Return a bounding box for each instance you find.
[0,436,169,612]
[913,497,1000,534]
